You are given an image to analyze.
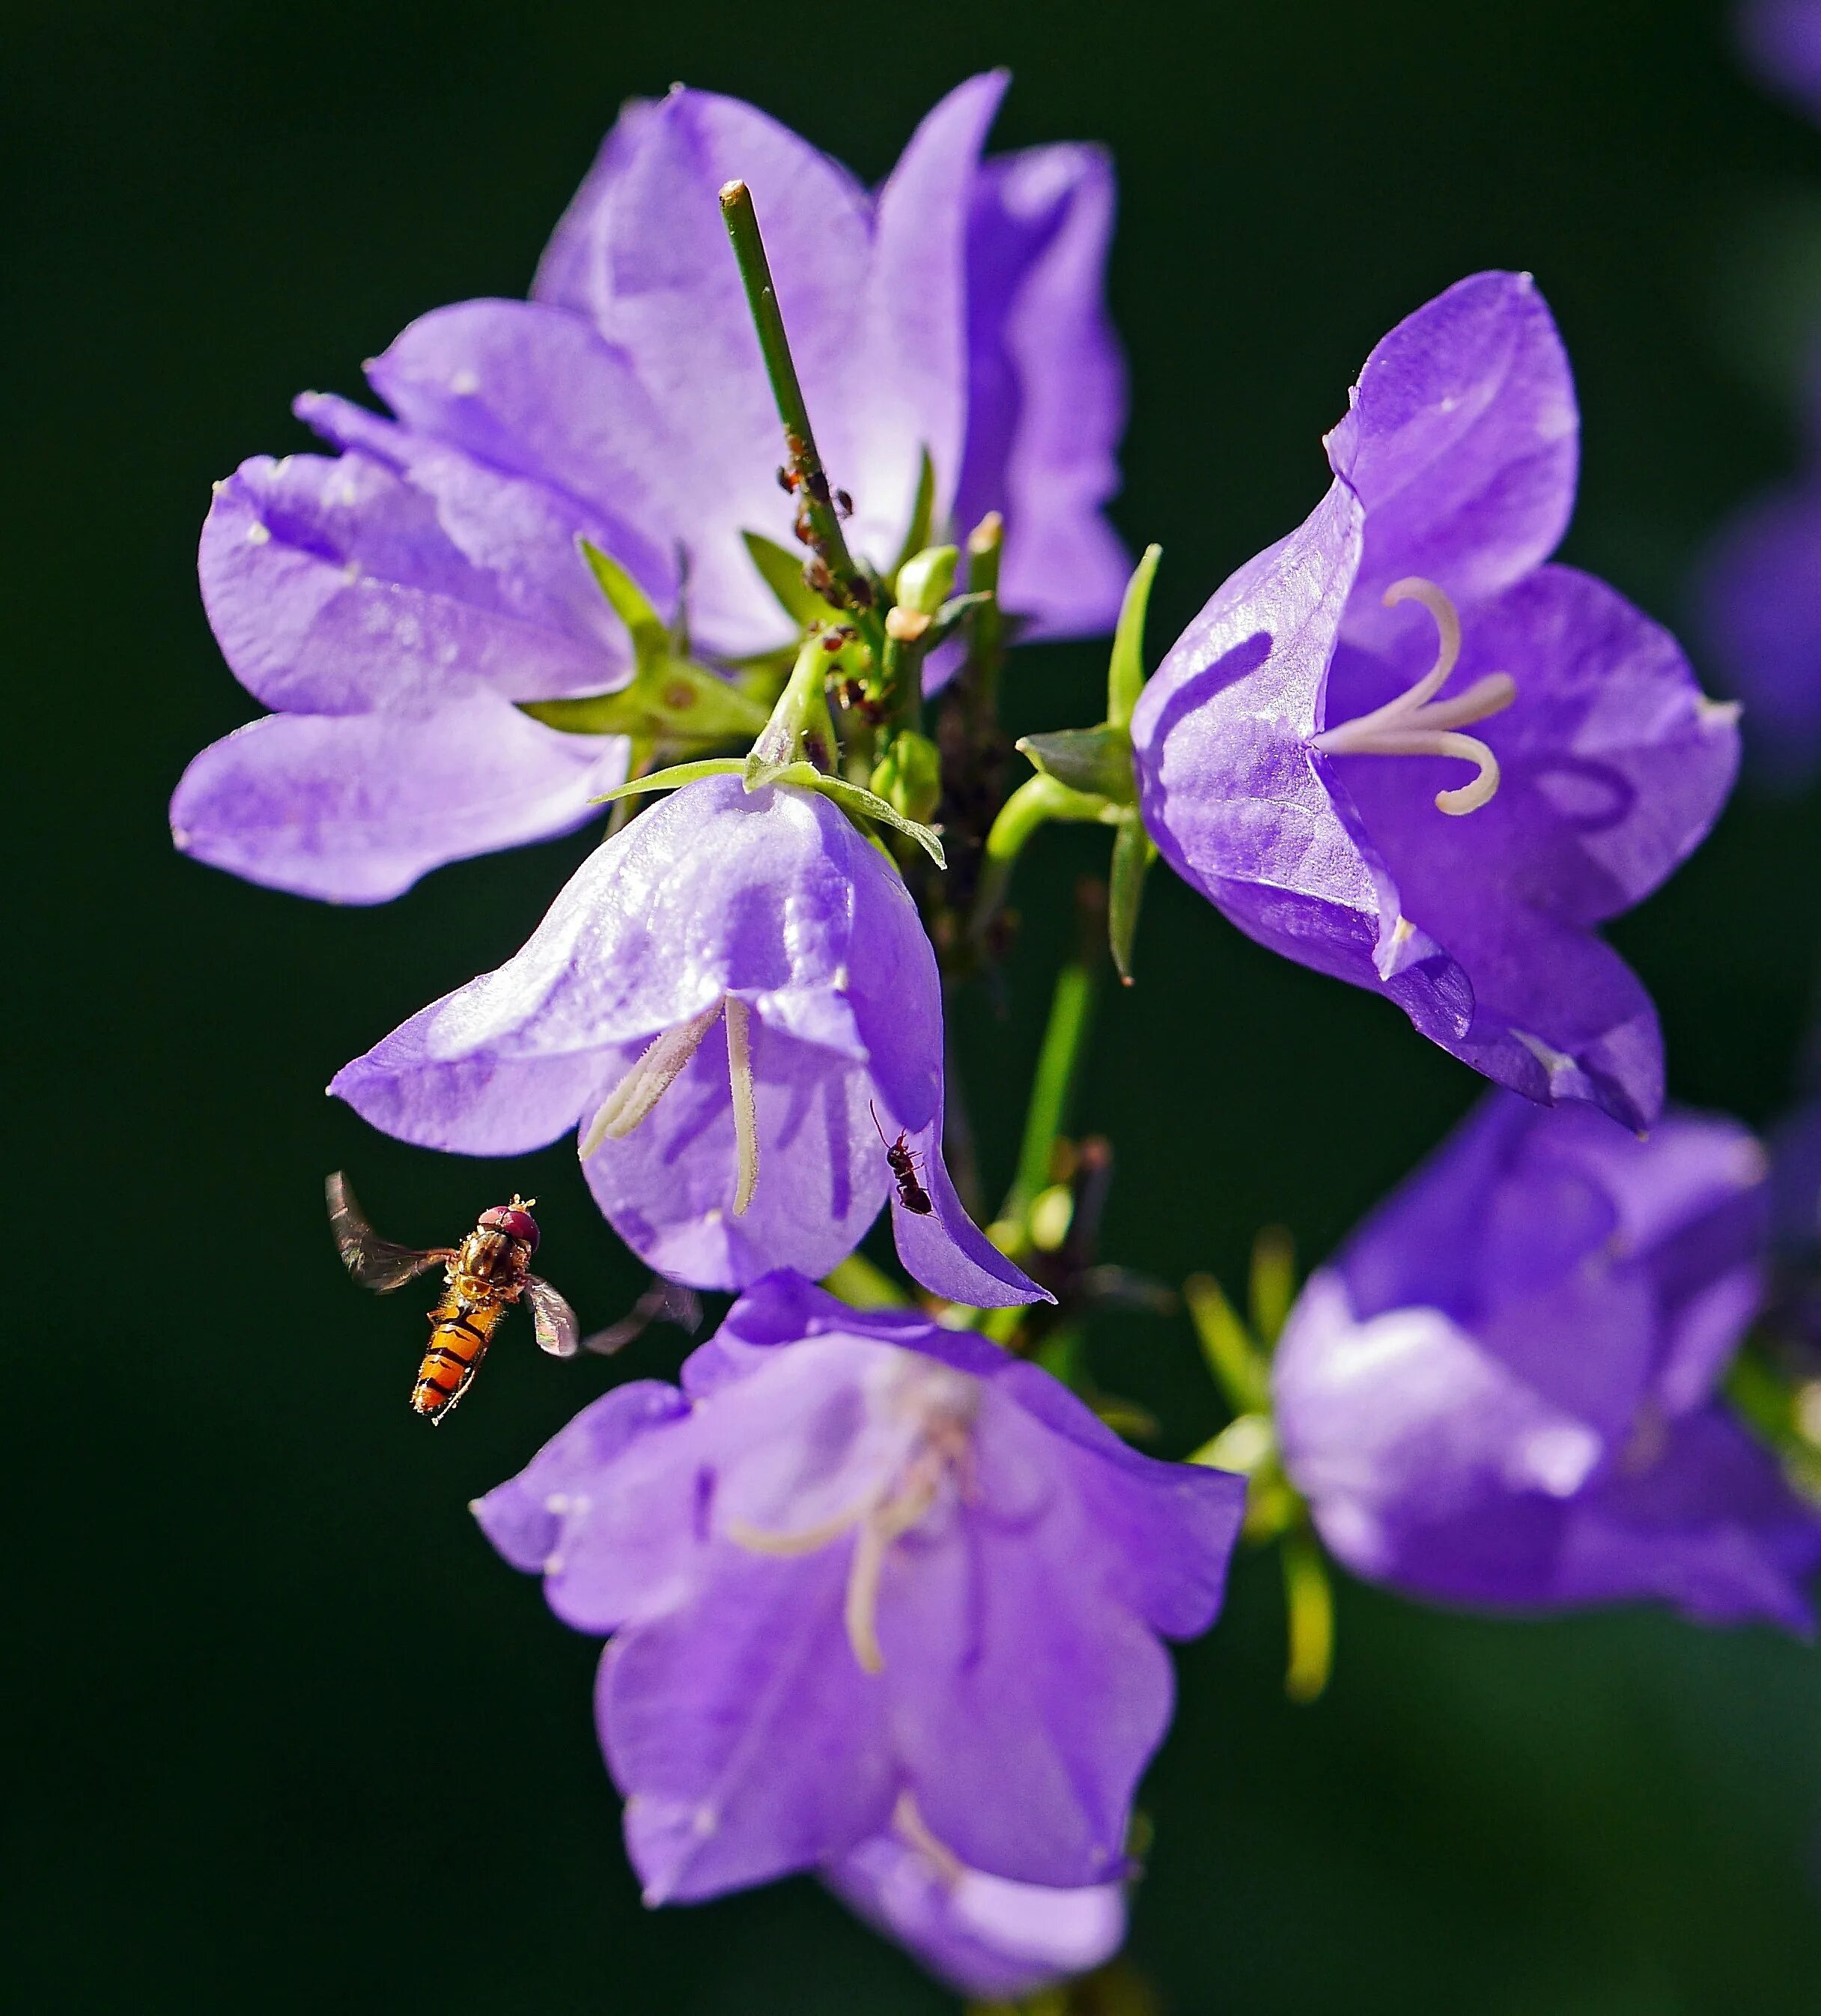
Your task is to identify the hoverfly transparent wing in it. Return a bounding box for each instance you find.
[326,1171,450,1293]
[579,1278,704,1358]
[523,1275,581,1358]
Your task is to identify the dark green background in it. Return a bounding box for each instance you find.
[10,0,1821,2008]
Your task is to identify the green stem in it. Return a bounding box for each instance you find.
[1281,1523,1336,1704]
[1007,938,1099,1224]
[970,774,1113,946]
[719,180,885,659]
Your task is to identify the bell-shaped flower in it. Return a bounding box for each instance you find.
[824,1798,1125,2000]
[1739,0,1821,119]
[332,774,1042,1303]
[472,1271,1245,1913]
[1696,341,1821,787]
[1130,272,1739,1130]
[171,75,1127,902]
[1271,1092,1821,1631]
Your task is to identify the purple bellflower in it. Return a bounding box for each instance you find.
[332,774,1044,1303]
[472,1271,1245,1925]
[824,1805,1125,2000]
[1272,1093,1821,1631]
[171,76,1126,902]
[1739,0,1821,119]
[1130,273,1739,1131]
[1696,343,1821,786]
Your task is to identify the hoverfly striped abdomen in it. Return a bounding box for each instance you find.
[412,1296,509,1419]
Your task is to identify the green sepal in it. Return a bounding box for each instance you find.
[579,539,669,654]
[922,589,993,652]
[1107,812,1156,983]
[741,529,845,629]
[520,540,771,743]
[589,756,747,806]
[869,730,942,827]
[887,449,937,580]
[1107,542,1161,729]
[767,764,946,867]
[1016,725,1137,807]
[526,658,770,741]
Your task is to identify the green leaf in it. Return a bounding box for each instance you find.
[578,538,669,654]
[741,529,842,630]
[1107,542,1162,729]
[589,757,746,806]
[888,448,937,580]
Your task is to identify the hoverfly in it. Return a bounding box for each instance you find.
[869,1105,933,1216]
[327,1171,583,1422]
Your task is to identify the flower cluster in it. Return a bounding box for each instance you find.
[174,65,1821,2004]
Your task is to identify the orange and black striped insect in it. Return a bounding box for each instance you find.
[326,1171,583,1422]
[870,1105,934,1216]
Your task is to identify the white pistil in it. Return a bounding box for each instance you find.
[1313,577,1516,816]
[724,997,759,1216]
[580,1000,723,1156]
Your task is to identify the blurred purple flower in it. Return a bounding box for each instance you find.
[1131,272,1739,1132]
[1273,1093,1821,1632]
[825,1799,1125,2000]
[1696,347,1821,787]
[474,1271,1244,1916]
[171,76,1127,902]
[332,774,1043,1303]
[1739,0,1821,118]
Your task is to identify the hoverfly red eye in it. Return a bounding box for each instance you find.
[480,1205,539,1249]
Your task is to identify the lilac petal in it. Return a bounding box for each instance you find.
[1277,1274,1614,1585]
[854,72,1007,556]
[533,88,873,655]
[471,1379,693,1621]
[1524,1108,1770,1415]
[1696,479,1821,786]
[825,1832,1125,2000]
[365,300,663,517]
[583,1012,893,1292]
[1557,1408,1821,1633]
[890,1119,1049,1308]
[1130,481,1474,1036]
[1330,565,1739,930]
[296,392,665,691]
[1429,903,1663,1132]
[1739,0,1821,120]
[332,779,891,1139]
[200,453,616,713]
[170,699,624,904]
[952,142,1129,643]
[602,1540,896,1904]
[1326,270,1578,650]
[884,1393,1173,1887]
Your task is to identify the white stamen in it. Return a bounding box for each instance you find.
[890,1793,966,1887]
[724,996,759,1215]
[1313,577,1516,816]
[580,1000,723,1157]
[726,1499,875,1556]
[723,1373,972,1678]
